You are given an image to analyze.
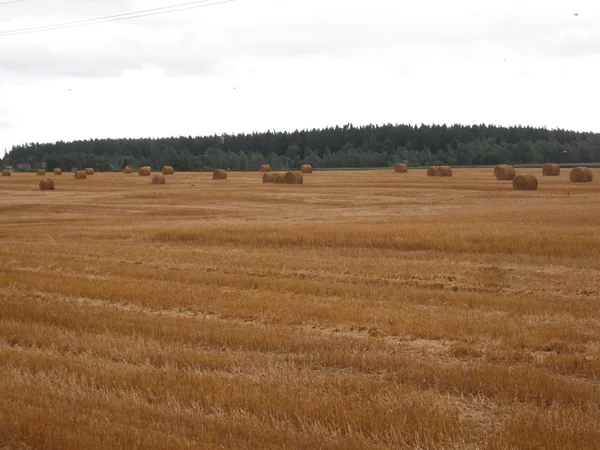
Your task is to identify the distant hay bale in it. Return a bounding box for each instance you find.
[569,167,593,183]
[151,174,166,185]
[283,171,304,184]
[213,169,228,180]
[427,166,438,177]
[138,166,151,176]
[434,166,453,177]
[123,166,133,174]
[36,169,46,176]
[494,164,516,180]
[262,172,286,184]
[74,170,87,179]
[162,166,175,175]
[543,163,560,176]
[53,168,62,176]
[85,168,95,175]
[1,169,11,177]
[259,164,271,173]
[394,163,408,173]
[513,174,538,190]
[301,164,313,174]
[39,178,55,191]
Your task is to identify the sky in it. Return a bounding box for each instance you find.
[1,0,599,155]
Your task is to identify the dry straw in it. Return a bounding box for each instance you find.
[74,171,87,179]
[513,174,538,190]
[123,167,133,174]
[301,164,313,174]
[39,178,55,191]
[213,169,228,180]
[151,174,166,185]
[570,167,593,183]
[494,164,516,180]
[138,167,151,176]
[427,166,438,177]
[283,171,304,184]
[434,166,453,177]
[36,169,46,176]
[162,166,175,175]
[53,168,63,176]
[259,164,271,173]
[1,169,11,177]
[394,163,408,173]
[543,163,560,176]
[85,168,95,175]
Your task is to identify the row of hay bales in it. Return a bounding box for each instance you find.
[495,164,594,190]
[263,171,304,184]
[427,166,453,177]
[394,165,453,176]
[122,166,176,175]
[32,168,92,176]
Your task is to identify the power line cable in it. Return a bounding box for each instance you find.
[1,0,219,33]
[0,0,236,36]
[0,0,29,5]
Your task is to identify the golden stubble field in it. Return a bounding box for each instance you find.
[1,168,599,449]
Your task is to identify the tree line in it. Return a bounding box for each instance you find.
[3,123,600,172]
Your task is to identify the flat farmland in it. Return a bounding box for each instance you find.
[1,168,599,449]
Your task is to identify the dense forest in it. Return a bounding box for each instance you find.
[3,123,600,172]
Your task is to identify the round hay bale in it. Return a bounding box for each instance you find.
[36,169,46,176]
[259,164,271,173]
[138,167,151,176]
[543,163,560,176]
[39,178,55,191]
[301,164,313,174]
[162,166,175,175]
[74,170,87,179]
[262,172,274,183]
[1,169,11,177]
[151,174,166,185]
[123,166,133,174]
[570,167,593,183]
[513,174,538,190]
[53,168,62,176]
[434,166,453,177]
[283,171,303,184]
[213,169,228,180]
[273,173,284,184]
[427,166,438,177]
[494,164,516,181]
[394,163,408,173]
[85,168,94,175]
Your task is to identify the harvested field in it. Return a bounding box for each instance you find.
[1,168,599,449]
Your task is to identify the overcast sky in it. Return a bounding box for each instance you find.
[1,0,599,154]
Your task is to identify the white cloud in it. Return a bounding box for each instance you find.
[1,0,599,153]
